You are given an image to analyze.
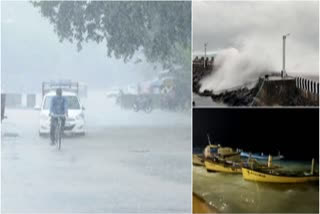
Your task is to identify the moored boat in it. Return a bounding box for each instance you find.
[193,154,205,166]
[204,144,241,162]
[240,151,284,160]
[202,134,244,173]
[204,159,242,173]
[242,167,319,183]
[242,158,319,183]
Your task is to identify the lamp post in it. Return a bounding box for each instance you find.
[282,33,290,77]
[204,42,208,68]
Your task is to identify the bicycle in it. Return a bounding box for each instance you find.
[51,114,65,150]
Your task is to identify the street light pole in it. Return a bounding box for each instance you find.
[204,42,208,68]
[282,33,290,77]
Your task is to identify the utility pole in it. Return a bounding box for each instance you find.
[282,33,290,78]
[204,42,208,68]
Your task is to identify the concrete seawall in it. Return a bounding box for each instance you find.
[195,75,319,106]
[254,76,319,106]
[255,77,296,106]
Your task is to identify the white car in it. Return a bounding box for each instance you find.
[106,88,121,98]
[38,91,85,136]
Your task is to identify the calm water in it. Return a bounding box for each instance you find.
[193,160,319,213]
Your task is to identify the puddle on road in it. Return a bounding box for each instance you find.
[3,132,19,138]
[129,149,150,153]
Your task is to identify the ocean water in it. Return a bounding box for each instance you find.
[193,160,319,213]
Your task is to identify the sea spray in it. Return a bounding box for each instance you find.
[199,46,274,92]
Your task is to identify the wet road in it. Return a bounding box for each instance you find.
[2,92,191,213]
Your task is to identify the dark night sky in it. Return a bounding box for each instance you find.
[193,108,319,161]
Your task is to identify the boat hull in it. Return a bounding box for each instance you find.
[240,152,283,160]
[242,168,319,183]
[204,160,242,173]
[193,154,205,166]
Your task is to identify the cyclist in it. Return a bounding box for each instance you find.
[49,88,68,145]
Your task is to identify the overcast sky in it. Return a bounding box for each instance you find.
[1,1,160,93]
[193,1,319,77]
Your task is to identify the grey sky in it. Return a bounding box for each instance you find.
[193,1,319,76]
[1,1,159,93]
[193,1,319,52]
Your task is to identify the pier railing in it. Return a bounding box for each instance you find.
[295,77,319,95]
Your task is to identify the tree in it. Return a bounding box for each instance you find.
[31,1,191,68]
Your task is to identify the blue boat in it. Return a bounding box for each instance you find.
[240,151,284,160]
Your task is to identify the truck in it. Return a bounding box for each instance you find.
[42,80,87,99]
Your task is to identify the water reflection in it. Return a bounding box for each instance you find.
[193,160,319,213]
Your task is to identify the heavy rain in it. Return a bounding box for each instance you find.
[1,1,191,213]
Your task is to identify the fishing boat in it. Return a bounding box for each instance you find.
[205,159,242,173]
[242,157,319,183]
[204,145,242,173]
[242,168,319,183]
[204,144,241,162]
[215,147,241,162]
[205,156,281,174]
[204,144,220,159]
[240,151,284,160]
[193,154,205,166]
[203,134,243,173]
